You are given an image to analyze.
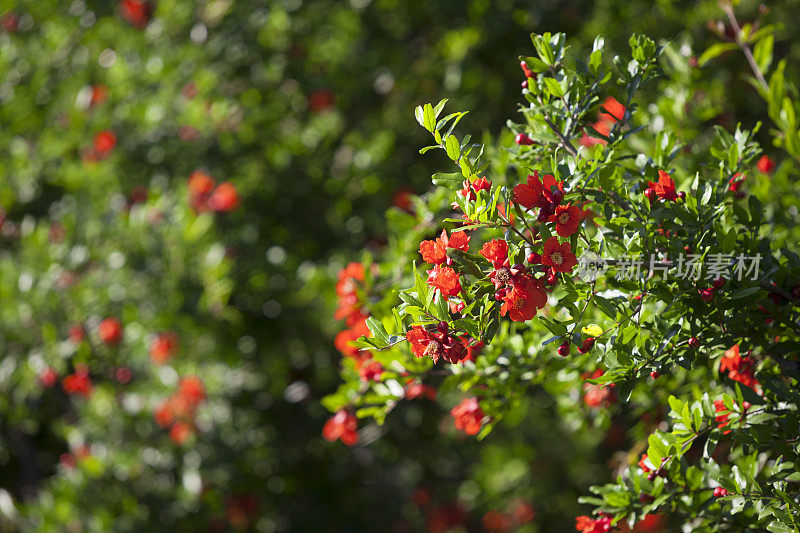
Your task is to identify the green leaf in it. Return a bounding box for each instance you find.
[433,98,448,119]
[647,432,669,466]
[432,172,464,190]
[444,135,461,161]
[729,287,761,299]
[446,248,485,279]
[544,77,564,97]
[366,317,389,343]
[697,42,738,67]
[423,103,436,132]
[620,325,638,344]
[414,105,425,127]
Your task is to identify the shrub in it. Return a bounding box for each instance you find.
[327,10,800,531]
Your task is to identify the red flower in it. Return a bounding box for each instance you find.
[580,119,611,147]
[512,172,543,209]
[358,358,383,382]
[541,237,577,273]
[40,368,58,388]
[482,510,512,533]
[500,272,547,321]
[713,398,753,434]
[419,229,470,264]
[323,410,358,445]
[90,85,109,107]
[308,89,335,113]
[427,502,468,533]
[550,204,581,237]
[335,262,365,296]
[119,0,153,29]
[334,294,367,327]
[98,317,123,346]
[511,501,536,524]
[334,317,370,359]
[150,332,178,365]
[170,421,192,444]
[451,397,485,435]
[94,130,117,155]
[583,369,617,408]
[728,172,747,196]
[479,239,509,269]
[575,514,613,533]
[648,170,678,201]
[392,188,414,212]
[405,329,470,363]
[404,381,437,400]
[1,12,18,33]
[63,366,93,398]
[115,367,132,384]
[719,345,760,391]
[427,264,462,297]
[541,173,566,205]
[188,170,215,194]
[188,170,216,211]
[634,513,666,532]
[638,453,653,473]
[600,97,626,123]
[756,155,774,174]
[68,324,85,343]
[209,182,240,212]
[178,375,206,406]
[459,177,493,201]
[461,336,484,362]
[154,402,174,428]
[419,239,444,265]
[472,177,492,192]
[713,399,738,435]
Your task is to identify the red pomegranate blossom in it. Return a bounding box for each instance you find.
[479,239,509,269]
[404,381,437,400]
[308,89,335,113]
[450,397,485,435]
[150,332,178,365]
[427,264,462,297]
[500,272,547,322]
[583,369,617,408]
[575,513,613,533]
[405,325,468,364]
[208,181,240,212]
[756,154,774,174]
[550,204,581,237]
[419,229,471,265]
[93,130,117,157]
[719,345,759,392]
[40,368,58,388]
[512,172,544,209]
[322,410,358,445]
[541,236,577,273]
[647,170,678,201]
[358,358,383,382]
[119,0,153,29]
[63,366,93,398]
[98,317,123,346]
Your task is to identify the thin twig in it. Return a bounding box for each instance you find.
[721,2,769,93]
[543,115,579,157]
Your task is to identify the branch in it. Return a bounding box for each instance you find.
[721,2,769,93]
[543,115,579,157]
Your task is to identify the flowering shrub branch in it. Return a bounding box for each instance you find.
[326,23,800,532]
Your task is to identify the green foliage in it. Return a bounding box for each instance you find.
[328,6,800,531]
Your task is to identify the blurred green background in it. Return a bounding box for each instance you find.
[0,0,793,531]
